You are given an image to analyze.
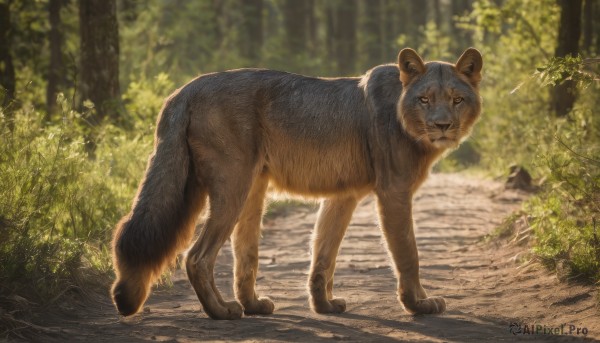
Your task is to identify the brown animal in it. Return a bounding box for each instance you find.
[111,48,483,320]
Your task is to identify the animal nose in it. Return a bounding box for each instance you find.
[434,121,452,132]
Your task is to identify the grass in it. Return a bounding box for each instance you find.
[0,100,152,313]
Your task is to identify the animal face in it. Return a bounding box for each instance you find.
[397,48,483,150]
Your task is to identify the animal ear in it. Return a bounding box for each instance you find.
[455,48,483,87]
[398,48,425,86]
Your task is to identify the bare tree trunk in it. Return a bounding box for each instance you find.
[451,0,473,55]
[46,0,64,119]
[325,2,336,66]
[430,0,441,28]
[211,0,224,46]
[596,0,600,54]
[381,1,400,60]
[78,0,122,124]
[0,1,15,131]
[408,0,427,48]
[363,0,383,68]
[0,2,15,106]
[282,0,307,55]
[551,0,582,117]
[335,0,357,75]
[582,0,593,53]
[119,0,139,24]
[239,0,263,64]
[306,0,317,58]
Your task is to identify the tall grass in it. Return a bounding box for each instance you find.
[0,95,152,304]
[526,102,600,281]
[453,0,600,283]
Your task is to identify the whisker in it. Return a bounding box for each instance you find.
[414,133,429,143]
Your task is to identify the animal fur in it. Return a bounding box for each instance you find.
[111,48,483,320]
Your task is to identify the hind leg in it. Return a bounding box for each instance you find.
[231,174,274,315]
[185,164,256,320]
[308,196,357,314]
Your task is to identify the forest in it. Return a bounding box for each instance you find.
[1,0,599,339]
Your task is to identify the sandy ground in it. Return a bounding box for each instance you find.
[15,173,600,342]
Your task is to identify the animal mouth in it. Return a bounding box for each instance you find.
[429,135,457,148]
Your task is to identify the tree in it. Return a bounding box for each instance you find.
[582,0,593,54]
[119,0,140,24]
[0,1,15,119]
[380,1,412,60]
[78,0,122,124]
[282,0,308,55]
[46,0,65,118]
[596,0,600,55]
[407,0,427,48]
[362,0,384,68]
[239,0,263,64]
[334,0,358,75]
[306,0,317,57]
[450,0,473,55]
[551,0,582,117]
[429,0,441,29]
[324,0,360,75]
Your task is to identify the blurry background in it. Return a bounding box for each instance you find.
[0,0,598,322]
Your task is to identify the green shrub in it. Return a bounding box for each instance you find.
[0,96,152,302]
[460,0,600,283]
[526,107,600,280]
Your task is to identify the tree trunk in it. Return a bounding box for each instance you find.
[381,1,402,61]
[407,0,427,48]
[430,0,441,29]
[239,0,263,64]
[335,0,358,75]
[282,0,307,55]
[78,0,122,124]
[451,0,473,55]
[325,2,336,66]
[119,0,139,24]
[596,0,600,55]
[582,0,593,53]
[211,0,224,45]
[0,1,16,124]
[551,0,582,117]
[306,0,317,58]
[363,0,383,68]
[46,0,64,119]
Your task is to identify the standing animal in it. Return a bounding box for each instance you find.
[111,48,483,320]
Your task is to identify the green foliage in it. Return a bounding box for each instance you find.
[123,72,175,130]
[535,55,597,88]
[2,0,599,308]
[458,0,600,282]
[0,95,152,302]
[417,21,453,61]
[526,105,600,280]
[458,0,560,173]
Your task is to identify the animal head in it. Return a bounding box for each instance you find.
[397,48,483,150]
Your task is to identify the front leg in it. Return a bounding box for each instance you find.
[308,196,357,314]
[376,191,446,315]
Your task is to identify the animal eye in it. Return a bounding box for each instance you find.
[419,97,429,104]
[453,97,464,104]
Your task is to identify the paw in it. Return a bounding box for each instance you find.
[223,301,244,320]
[401,296,446,315]
[206,300,244,320]
[311,297,346,314]
[243,297,275,315]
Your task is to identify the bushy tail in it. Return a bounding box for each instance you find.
[111,96,204,316]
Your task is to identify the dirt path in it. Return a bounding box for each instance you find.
[28,173,599,342]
